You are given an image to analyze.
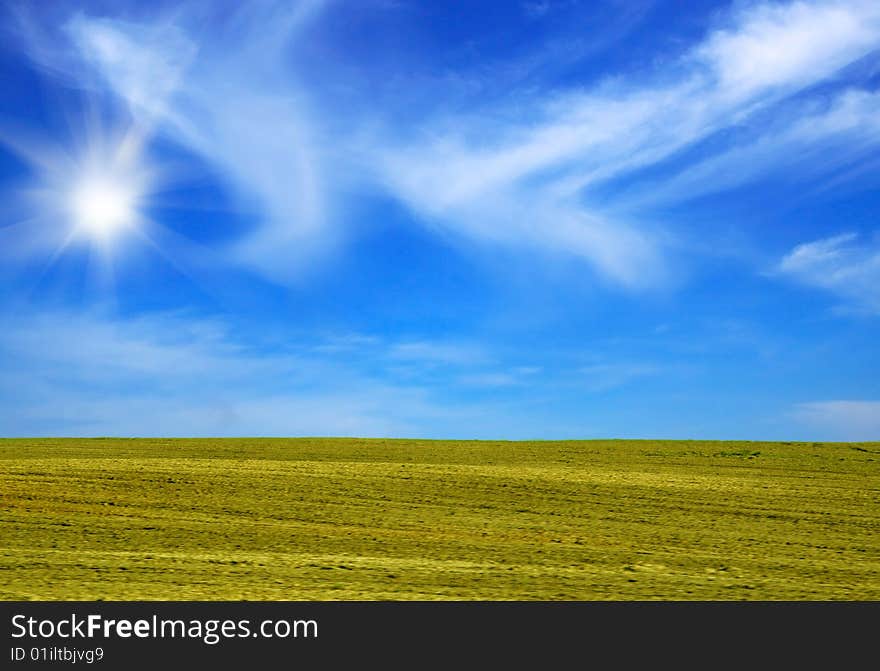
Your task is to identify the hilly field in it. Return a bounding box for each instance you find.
[0,438,877,600]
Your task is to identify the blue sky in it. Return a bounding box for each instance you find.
[0,0,878,440]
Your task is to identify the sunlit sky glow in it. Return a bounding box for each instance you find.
[70,172,137,240]
[0,0,878,440]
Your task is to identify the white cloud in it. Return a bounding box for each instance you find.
[625,89,880,206]
[373,0,880,287]
[697,0,880,100]
[778,233,880,313]
[793,400,880,440]
[9,0,880,289]
[65,16,197,121]
[54,3,333,283]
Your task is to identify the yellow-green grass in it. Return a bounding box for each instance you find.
[1,438,878,600]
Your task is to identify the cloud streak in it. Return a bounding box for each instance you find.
[7,0,879,291]
[778,233,880,314]
[371,0,880,286]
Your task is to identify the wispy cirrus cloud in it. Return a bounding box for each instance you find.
[73,5,335,279]
[696,0,880,99]
[625,89,880,207]
[371,0,880,287]
[6,0,880,293]
[10,2,334,283]
[777,232,880,314]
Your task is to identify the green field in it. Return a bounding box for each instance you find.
[1,438,878,600]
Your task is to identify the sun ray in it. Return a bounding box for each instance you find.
[1,113,158,295]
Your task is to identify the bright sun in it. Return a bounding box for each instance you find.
[13,121,156,273]
[69,173,138,240]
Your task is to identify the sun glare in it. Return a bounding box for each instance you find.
[70,174,138,240]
